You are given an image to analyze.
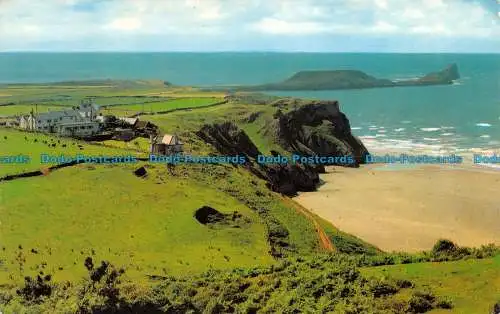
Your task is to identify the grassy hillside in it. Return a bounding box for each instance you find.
[0,82,498,313]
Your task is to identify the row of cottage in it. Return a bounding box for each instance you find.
[17,99,183,155]
[19,100,101,137]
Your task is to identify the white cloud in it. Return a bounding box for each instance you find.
[251,0,499,38]
[0,0,498,51]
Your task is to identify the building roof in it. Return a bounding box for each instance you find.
[58,121,100,127]
[37,110,82,120]
[135,120,154,129]
[161,134,182,145]
[118,117,138,125]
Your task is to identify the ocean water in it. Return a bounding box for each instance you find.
[0,52,499,153]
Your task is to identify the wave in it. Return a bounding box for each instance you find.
[400,120,412,124]
[479,135,491,138]
[420,127,441,132]
[476,123,492,127]
[441,133,454,136]
[394,128,405,132]
[351,127,362,130]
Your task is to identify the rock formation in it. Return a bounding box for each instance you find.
[265,99,369,165]
[196,121,322,196]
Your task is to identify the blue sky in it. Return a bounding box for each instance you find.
[0,0,498,52]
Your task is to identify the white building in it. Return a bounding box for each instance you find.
[18,100,101,137]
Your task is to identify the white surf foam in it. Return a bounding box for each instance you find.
[420,128,441,132]
[476,123,492,127]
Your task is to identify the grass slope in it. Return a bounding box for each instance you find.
[0,164,274,284]
[362,255,500,313]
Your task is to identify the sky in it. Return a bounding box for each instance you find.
[0,0,499,52]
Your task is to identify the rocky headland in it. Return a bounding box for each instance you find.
[196,99,367,196]
[234,63,460,91]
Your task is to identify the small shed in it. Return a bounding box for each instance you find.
[135,120,157,133]
[151,134,183,155]
[114,128,136,142]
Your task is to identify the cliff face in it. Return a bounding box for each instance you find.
[196,99,368,195]
[268,100,369,165]
[196,122,322,196]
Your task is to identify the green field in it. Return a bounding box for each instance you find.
[102,97,224,117]
[0,129,146,177]
[0,105,65,117]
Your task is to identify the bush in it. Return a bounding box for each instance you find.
[436,298,454,309]
[16,274,52,303]
[407,291,435,313]
[369,280,399,297]
[432,239,457,255]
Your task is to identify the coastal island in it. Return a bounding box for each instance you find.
[232,63,460,91]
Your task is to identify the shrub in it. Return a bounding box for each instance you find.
[16,274,52,303]
[432,239,457,255]
[407,291,436,313]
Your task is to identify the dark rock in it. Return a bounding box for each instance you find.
[266,100,369,165]
[492,302,500,314]
[196,121,260,158]
[133,167,147,178]
[245,111,262,123]
[196,122,321,196]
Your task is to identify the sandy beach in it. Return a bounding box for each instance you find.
[295,162,500,252]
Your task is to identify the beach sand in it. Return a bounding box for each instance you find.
[295,163,500,252]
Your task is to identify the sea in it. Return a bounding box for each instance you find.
[0,52,499,157]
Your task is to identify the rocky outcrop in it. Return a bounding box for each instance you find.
[414,63,460,85]
[233,64,460,91]
[266,99,369,165]
[196,122,321,196]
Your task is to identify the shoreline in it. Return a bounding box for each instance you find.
[295,154,500,253]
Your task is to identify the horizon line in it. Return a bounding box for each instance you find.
[0,50,499,54]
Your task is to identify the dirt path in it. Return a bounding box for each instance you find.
[281,196,335,252]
